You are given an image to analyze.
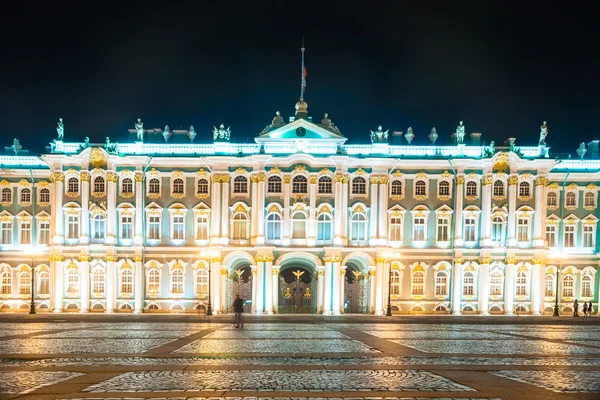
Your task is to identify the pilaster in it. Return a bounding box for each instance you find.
[316,267,324,314]
[211,175,221,244]
[481,175,492,247]
[134,172,143,245]
[220,175,230,244]
[533,176,548,248]
[256,173,266,245]
[369,178,379,245]
[451,258,462,315]
[272,265,280,313]
[478,258,490,315]
[250,175,259,245]
[504,258,516,315]
[375,257,384,315]
[333,174,343,245]
[454,175,464,247]
[378,177,388,245]
[80,171,90,244]
[282,175,291,245]
[105,254,118,313]
[134,255,143,313]
[307,175,317,246]
[507,175,518,247]
[79,254,90,313]
[106,171,118,245]
[52,256,64,312]
[51,172,64,244]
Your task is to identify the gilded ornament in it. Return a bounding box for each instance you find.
[309,175,317,184]
[269,167,282,175]
[492,152,510,173]
[106,172,118,183]
[133,255,143,262]
[415,171,428,178]
[257,173,266,182]
[294,165,308,173]
[392,170,403,177]
[508,176,518,185]
[478,257,492,265]
[505,257,517,265]
[354,167,367,176]
[251,175,259,183]
[135,172,144,182]
[586,183,597,190]
[89,147,107,169]
[235,167,248,174]
[567,183,578,190]
[196,168,208,176]
[440,170,451,178]
[454,258,463,264]
[78,254,91,262]
[482,175,493,186]
[380,176,388,184]
[283,175,291,184]
[51,172,64,182]
[547,182,559,189]
[0,179,9,186]
[272,268,280,275]
[319,168,332,175]
[221,175,230,183]
[106,255,119,262]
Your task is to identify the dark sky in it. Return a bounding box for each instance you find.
[2,1,599,154]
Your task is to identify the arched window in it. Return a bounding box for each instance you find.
[492,216,505,242]
[172,178,184,194]
[547,192,557,207]
[196,269,208,295]
[147,269,160,295]
[490,271,503,295]
[40,188,50,203]
[66,268,79,294]
[266,213,282,241]
[292,212,306,239]
[414,180,426,196]
[584,192,595,208]
[412,271,424,296]
[19,271,31,295]
[391,180,403,196]
[352,177,366,195]
[1,270,11,295]
[38,271,50,295]
[197,178,209,195]
[20,188,31,203]
[292,175,307,194]
[463,271,474,296]
[195,214,209,240]
[391,270,401,295]
[349,212,368,242]
[231,211,249,240]
[149,178,160,194]
[121,178,133,194]
[389,216,403,241]
[1,188,12,203]
[493,180,504,197]
[171,269,184,294]
[267,176,282,193]
[519,181,530,197]
[92,268,105,294]
[67,177,79,193]
[317,213,332,244]
[93,176,105,194]
[562,275,574,297]
[438,180,450,196]
[233,176,248,193]
[516,271,528,296]
[318,176,332,194]
[565,192,576,207]
[435,271,447,296]
[544,273,555,297]
[466,181,477,197]
[92,214,105,240]
[581,274,593,297]
[120,269,133,294]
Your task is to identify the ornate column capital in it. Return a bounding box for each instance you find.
[51,171,64,182]
[80,171,90,182]
[135,172,144,183]
[78,254,91,262]
[106,172,118,183]
[508,175,518,185]
[535,176,548,186]
[133,255,143,263]
[456,175,465,185]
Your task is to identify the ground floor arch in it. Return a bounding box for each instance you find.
[343,261,371,314]
[277,256,318,314]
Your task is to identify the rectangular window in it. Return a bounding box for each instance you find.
[582,277,592,298]
[39,221,50,245]
[413,217,425,241]
[389,217,403,241]
[120,272,133,294]
[490,274,503,296]
[544,275,555,297]
[464,217,476,242]
[121,216,133,239]
[1,221,12,245]
[435,274,447,295]
[196,216,209,240]
[517,218,529,242]
[583,225,594,247]
[172,216,185,240]
[564,225,575,248]
[20,273,31,295]
[463,275,474,296]
[39,273,49,295]
[19,221,31,245]
[545,225,557,247]
[436,217,449,242]
[148,216,160,240]
[67,215,80,239]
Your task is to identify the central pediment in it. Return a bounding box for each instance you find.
[255,118,346,145]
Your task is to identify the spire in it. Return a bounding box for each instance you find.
[300,37,306,99]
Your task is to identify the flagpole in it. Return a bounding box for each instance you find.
[301,37,305,100]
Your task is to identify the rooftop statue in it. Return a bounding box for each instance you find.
[405,127,415,144]
[370,125,389,143]
[483,140,496,157]
[213,123,231,141]
[12,138,22,155]
[56,118,64,141]
[456,121,465,144]
[539,121,548,145]
[272,111,284,127]
[135,118,144,141]
[321,113,331,127]
[162,125,171,142]
[577,142,587,160]
[84,137,90,146]
[428,127,438,144]
[188,125,196,142]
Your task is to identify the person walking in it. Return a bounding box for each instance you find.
[233,294,244,328]
[582,302,588,317]
[573,299,579,317]
[588,301,594,316]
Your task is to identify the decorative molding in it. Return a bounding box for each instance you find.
[51,172,64,182]
[106,172,118,183]
[78,254,91,262]
[508,176,518,185]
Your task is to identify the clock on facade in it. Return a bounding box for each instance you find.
[295,127,306,137]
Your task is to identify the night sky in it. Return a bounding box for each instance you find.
[2,1,599,154]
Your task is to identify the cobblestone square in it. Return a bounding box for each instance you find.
[364,330,512,340]
[204,329,349,339]
[0,338,173,354]
[492,370,600,393]
[0,371,83,394]
[173,338,378,353]
[38,329,200,339]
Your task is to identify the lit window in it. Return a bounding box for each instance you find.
[231,211,249,240]
[196,269,208,295]
[1,188,12,203]
[583,224,594,247]
[349,212,368,242]
[519,181,530,197]
[67,177,79,193]
[546,224,557,247]
[67,215,80,239]
[172,178,184,194]
[516,271,527,296]
[415,180,426,196]
[435,271,447,296]
[19,271,31,295]
[391,180,403,196]
[318,176,332,194]
[1,220,13,244]
[40,188,50,203]
[233,176,248,193]
[562,275,574,298]
[317,213,332,244]
[121,178,133,194]
[120,269,133,294]
[93,176,105,194]
[463,272,474,296]
[292,212,306,239]
[197,178,209,195]
[413,217,426,241]
[19,220,31,245]
[412,271,424,296]
[92,214,105,241]
[581,274,593,298]
[438,180,450,196]
[1,270,12,294]
[352,177,366,195]
[391,270,401,295]
[147,269,160,294]
[565,192,576,207]
[195,214,209,240]
[466,181,477,197]
[120,215,133,240]
[92,268,105,294]
[517,218,529,242]
[492,216,505,243]
[20,188,31,204]
[547,192,557,207]
[266,213,281,241]
[389,216,403,241]
[464,217,476,242]
[39,221,50,245]
[292,175,307,194]
[490,271,503,296]
[147,215,161,240]
[172,216,185,240]
[171,269,184,294]
[268,176,282,193]
[584,192,595,208]
[148,178,160,194]
[564,225,575,247]
[544,274,555,297]
[66,268,79,294]
[38,271,49,295]
[493,180,504,197]
[436,217,449,242]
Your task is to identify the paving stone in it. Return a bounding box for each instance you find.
[84,370,474,393]
[38,329,200,339]
[492,370,600,393]
[173,339,378,354]
[363,331,511,340]
[0,371,83,394]
[203,330,349,339]
[0,338,173,354]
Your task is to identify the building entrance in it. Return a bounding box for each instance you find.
[278,266,317,314]
[226,265,252,313]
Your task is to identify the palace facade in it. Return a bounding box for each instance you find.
[0,99,599,315]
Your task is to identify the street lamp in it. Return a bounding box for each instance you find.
[383,251,400,317]
[28,249,42,315]
[201,249,219,316]
[552,251,566,317]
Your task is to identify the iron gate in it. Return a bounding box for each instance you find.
[226,268,252,313]
[278,270,317,314]
[344,272,371,313]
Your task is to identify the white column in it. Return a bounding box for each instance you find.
[378,178,388,245]
[307,176,317,246]
[106,172,118,245]
[507,176,518,247]
[454,176,464,247]
[316,267,324,314]
[220,267,227,313]
[451,260,462,315]
[79,256,90,313]
[369,178,378,245]
[251,266,257,314]
[80,172,90,244]
[333,175,343,245]
[531,262,541,315]
[341,178,349,245]
[481,175,492,247]
[323,259,333,314]
[478,261,489,315]
[264,259,273,314]
[533,177,547,248]
[52,259,63,312]
[211,176,221,244]
[254,261,264,314]
[504,261,516,315]
[375,259,384,315]
[282,175,291,245]
[250,176,258,245]
[331,259,341,314]
[220,176,230,244]
[134,173,143,245]
[211,258,221,313]
[339,266,346,314]
[272,266,280,313]
[105,256,116,313]
[52,173,64,244]
[369,267,376,313]
[134,256,143,313]
[257,174,266,245]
